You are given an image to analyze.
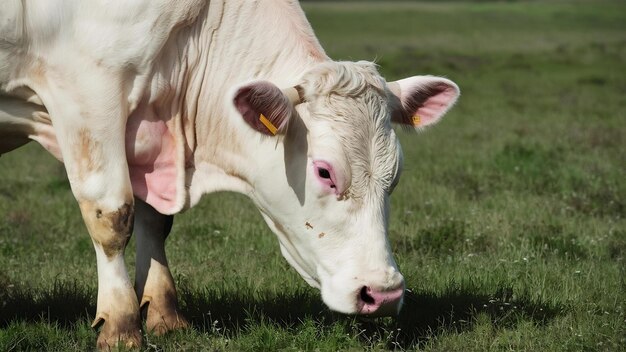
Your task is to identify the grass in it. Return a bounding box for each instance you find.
[1,1,625,350]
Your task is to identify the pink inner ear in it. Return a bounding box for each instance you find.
[411,86,458,127]
[234,82,292,135]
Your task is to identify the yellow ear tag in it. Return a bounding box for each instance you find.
[412,114,421,126]
[259,113,278,135]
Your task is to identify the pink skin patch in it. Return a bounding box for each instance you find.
[412,87,458,126]
[126,116,177,214]
[357,286,405,316]
[312,160,342,195]
[391,77,459,128]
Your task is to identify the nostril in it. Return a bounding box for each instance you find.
[359,286,375,305]
[357,285,405,316]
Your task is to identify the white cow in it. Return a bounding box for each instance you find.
[0,0,459,349]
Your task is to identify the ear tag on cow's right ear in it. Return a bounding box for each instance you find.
[259,113,278,135]
[411,114,421,126]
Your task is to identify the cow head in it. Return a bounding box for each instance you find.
[233,61,459,316]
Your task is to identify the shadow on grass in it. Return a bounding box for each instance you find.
[0,280,95,328]
[0,279,563,349]
[377,286,563,348]
[179,283,563,349]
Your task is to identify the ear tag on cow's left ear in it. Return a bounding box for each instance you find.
[259,113,278,135]
[412,114,421,126]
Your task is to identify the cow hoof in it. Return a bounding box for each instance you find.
[93,315,142,350]
[97,329,142,350]
[146,306,190,336]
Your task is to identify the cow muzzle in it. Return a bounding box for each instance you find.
[356,283,405,316]
[319,267,405,316]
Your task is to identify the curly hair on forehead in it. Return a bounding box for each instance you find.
[295,60,393,133]
[298,61,387,100]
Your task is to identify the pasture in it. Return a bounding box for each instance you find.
[0,1,624,350]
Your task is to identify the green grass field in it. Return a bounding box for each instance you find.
[1,1,624,351]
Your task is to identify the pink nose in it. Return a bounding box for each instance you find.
[357,285,405,316]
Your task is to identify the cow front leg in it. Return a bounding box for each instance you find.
[45,77,142,349]
[134,199,189,335]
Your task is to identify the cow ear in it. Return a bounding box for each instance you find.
[234,81,294,136]
[388,76,460,129]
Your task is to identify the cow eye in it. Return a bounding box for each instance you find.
[318,167,331,179]
[313,160,339,192]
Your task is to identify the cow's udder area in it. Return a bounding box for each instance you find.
[126,114,178,214]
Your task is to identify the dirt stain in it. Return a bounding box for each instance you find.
[80,201,134,258]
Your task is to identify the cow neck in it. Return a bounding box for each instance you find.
[180,0,330,206]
